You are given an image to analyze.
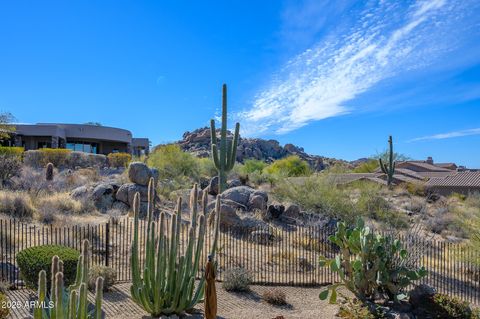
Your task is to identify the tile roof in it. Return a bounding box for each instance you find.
[396,161,453,172]
[426,172,480,187]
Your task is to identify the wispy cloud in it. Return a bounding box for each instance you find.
[410,128,480,142]
[239,0,477,136]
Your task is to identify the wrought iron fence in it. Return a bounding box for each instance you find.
[1,218,479,305]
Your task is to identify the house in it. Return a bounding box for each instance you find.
[426,172,480,196]
[4,123,150,156]
[334,157,479,196]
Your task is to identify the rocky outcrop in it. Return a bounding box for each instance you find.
[70,162,158,217]
[174,127,349,171]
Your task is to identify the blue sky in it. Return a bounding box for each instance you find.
[1,0,479,167]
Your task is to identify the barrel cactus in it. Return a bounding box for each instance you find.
[130,179,221,316]
[33,239,104,319]
[46,162,54,181]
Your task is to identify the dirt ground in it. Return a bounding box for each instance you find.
[6,283,341,319]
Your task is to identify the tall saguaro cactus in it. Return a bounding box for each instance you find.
[210,84,240,194]
[379,135,396,186]
[34,239,104,319]
[130,178,221,316]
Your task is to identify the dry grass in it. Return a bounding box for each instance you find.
[0,190,35,220]
[262,288,288,306]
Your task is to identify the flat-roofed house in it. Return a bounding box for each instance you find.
[9,123,150,156]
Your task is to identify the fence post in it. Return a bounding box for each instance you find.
[105,221,110,267]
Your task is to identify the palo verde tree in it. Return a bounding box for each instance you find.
[210,84,240,194]
[0,112,16,141]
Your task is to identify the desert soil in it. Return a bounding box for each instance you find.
[6,283,340,319]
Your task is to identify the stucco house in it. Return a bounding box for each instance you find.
[5,123,150,156]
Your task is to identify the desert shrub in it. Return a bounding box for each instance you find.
[0,293,9,319]
[23,149,71,168]
[430,294,480,319]
[222,267,252,292]
[38,148,71,167]
[197,157,217,178]
[337,297,377,319]
[273,175,356,222]
[242,159,268,174]
[262,288,287,306]
[0,146,23,157]
[0,190,35,219]
[0,154,22,186]
[353,159,379,173]
[264,155,311,177]
[66,151,107,168]
[108,152,132,168]
[406,182,426,196]
[88,265,116,291]
[148,144,203,198]
[16,245,80,289]
[319,219,427,303]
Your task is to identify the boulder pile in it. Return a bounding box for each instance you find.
[71,162,158,216]
[176,127,350,170]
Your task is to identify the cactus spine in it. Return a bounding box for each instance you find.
[33,239,104,319]
[130,178,221,316]
[379,135,395,186]
[210,84,240,194]
[46,162,54,181]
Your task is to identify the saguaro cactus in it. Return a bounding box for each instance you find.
[379,135,395,186]
[46,162,54,181]
[34,239,104,319]
[130,178,221,316]
[210,84,240,194]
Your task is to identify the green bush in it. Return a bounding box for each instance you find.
[431,294,480,319]
[0,293,9,319]
[319,219,427,303]
[264,155,311,177]
[148,144,200,180]
[0,146,24,157]
[23,149,71,167]
[88,265,116,291]
[353,159,378,173]
[16,245,80,289]
[197,157,217,178]
[242,159,268,174]
[107,152,132,168]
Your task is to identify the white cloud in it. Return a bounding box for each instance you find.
[239,0,475,136]
[410,128,480,142]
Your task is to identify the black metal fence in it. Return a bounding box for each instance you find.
[1,218,479,305]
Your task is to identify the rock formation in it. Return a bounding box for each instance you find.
[174,127,349,171]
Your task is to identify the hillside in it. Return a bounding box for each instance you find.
[172,127,349,171]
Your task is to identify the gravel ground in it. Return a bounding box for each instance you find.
[6,283,341,319]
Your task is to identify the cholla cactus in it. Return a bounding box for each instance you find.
[46,162,54,181]
[33,240,104,319]
[130,179,221,316]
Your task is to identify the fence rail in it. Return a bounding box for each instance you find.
[1,218,479,305]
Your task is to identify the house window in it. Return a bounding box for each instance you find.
[38,142,52,148]
[66,141,99,153]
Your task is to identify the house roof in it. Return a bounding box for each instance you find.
[394,168,426,180]
[328,173,379,184]
[426,172,480,188]
[396,161,453,172]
